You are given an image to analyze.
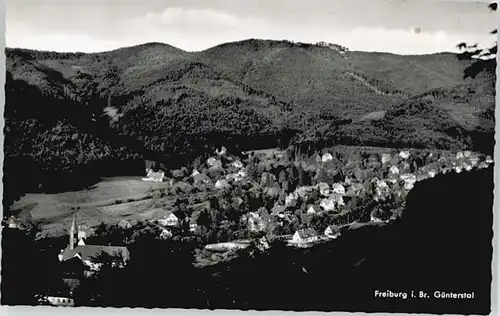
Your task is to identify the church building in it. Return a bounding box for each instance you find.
[58,215,131,272]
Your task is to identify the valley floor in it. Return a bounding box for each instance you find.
[11,177,173,238]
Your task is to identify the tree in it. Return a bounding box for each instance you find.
[1,227,44,305]
[457,2,497,79]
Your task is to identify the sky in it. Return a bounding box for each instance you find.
[6,0,499,55]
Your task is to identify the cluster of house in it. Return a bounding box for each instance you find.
[219,148,492,245]
[37,147,494,304]
[139,147,493,247]
[146,207,198,240]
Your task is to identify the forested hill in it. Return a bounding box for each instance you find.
[198,39,494,115]
[3,39,496,206]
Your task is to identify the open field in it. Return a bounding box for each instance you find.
[10,177,173,237]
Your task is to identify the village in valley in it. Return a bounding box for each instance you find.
[137,145,493,248]
[6,146,494,249]
[6,142,493,307]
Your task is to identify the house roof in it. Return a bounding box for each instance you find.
[271,205,286,214]
[148,169,164,176]
[327,193,344,203]
[317,182,330,189]
[215,179,230,188]
[152,208,176,220]
[118,219,132,228]
[193,173,209,182]
[332,183,346,194]
[308,205,321,212]
[60,256,90,272]
[325,225,340,234]
[60,245,130,263]
[296,228,318,238]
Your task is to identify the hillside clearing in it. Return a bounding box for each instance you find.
[10,177,172,237]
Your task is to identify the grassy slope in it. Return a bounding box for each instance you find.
[10,177,174,237]
[348,51,469,94]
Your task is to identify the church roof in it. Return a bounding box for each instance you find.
[60,245,130,263]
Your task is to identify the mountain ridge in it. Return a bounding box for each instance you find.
[3,38,496,207]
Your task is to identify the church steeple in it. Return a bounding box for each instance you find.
[69,214,78,250]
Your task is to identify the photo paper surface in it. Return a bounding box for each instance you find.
[2,0,498,314]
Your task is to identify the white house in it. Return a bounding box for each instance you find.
[142,170,165,183]
[158,212,179,227]
[207,157,223,169]
[324,225,341,239]
[6,216,18,229]
[118,220,132,229]
[191,169,201,177]
[376,179,389,190]
[215,146,227,156]
[399,151,411,159]
[292,228,319,243]
[295,186,313,199]
[479,161,489,169]
[320,198,336,212]
[322,153,333,163]
[215,179,231,189]
[189,223,198,233]
[317,182,331,197]
[307,205,321,215]
[231,160,244,169]
[400,173,417,190]
[381,153,392,164]
[389,165,400,175]
[375,180,390,199]
[160,229,173,240]
[332,183,346,196]
[285,192,299,207]
[45,296,75,307]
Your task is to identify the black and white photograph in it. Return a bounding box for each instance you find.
[1,0,498,314]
